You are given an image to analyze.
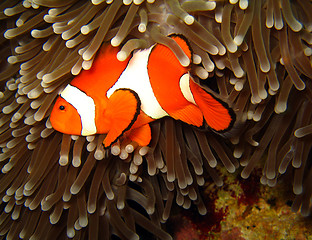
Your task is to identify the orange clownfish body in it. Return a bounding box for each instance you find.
[50,35,235,148]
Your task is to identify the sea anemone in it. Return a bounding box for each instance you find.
[0,0,311,239]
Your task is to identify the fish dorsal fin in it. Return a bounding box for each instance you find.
[147,35,193,115]
[103,89,141,148]
[169,34,192,63]
[148,34,192,72]
[71,44,130,97]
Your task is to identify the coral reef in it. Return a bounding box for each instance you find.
[0,0,311,239]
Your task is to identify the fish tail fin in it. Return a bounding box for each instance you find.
[189,79,235,132]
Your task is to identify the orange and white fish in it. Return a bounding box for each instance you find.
[50,35,235,148]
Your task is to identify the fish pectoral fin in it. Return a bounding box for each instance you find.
[170,104,204,127]
[126,124,152,146]
[103,89,141,148]
[189,80,235,132]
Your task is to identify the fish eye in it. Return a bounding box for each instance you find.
[59,105,65,111]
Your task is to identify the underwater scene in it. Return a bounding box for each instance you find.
[0,0,312,239]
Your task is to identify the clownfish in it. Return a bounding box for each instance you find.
[50,35,235,148]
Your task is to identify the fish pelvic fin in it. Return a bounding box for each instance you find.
[126,124,152,146]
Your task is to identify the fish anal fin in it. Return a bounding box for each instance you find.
[126,124,152,146]
[170,104,204,127]
[103,89,140,148]
[189,80,235,132]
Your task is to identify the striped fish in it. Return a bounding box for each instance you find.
[50,35,235,148]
